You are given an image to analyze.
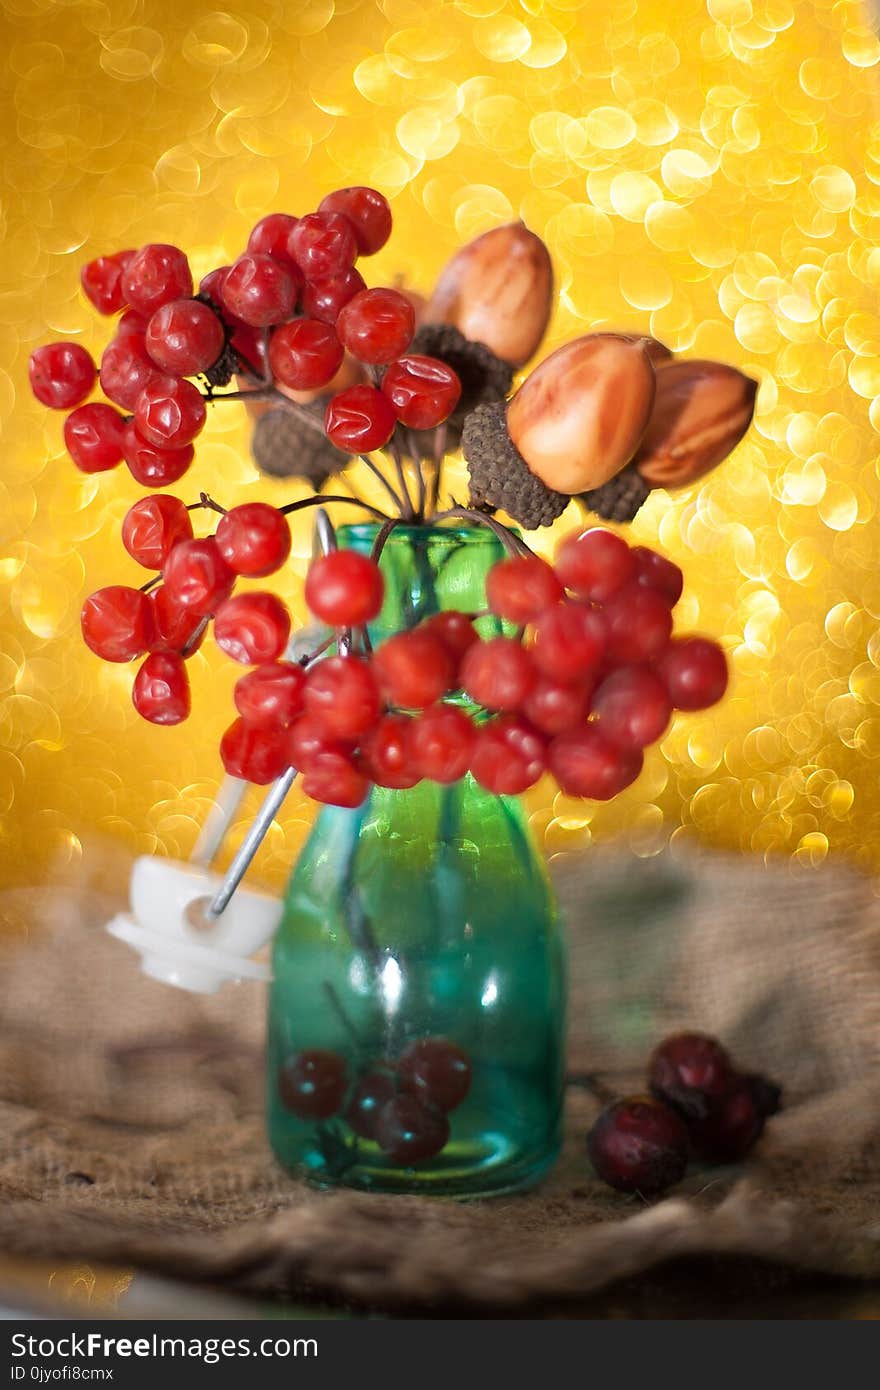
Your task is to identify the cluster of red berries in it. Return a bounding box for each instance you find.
[28,185,462,483]
[586,1032,783,1197]
[278,1036,471,1165]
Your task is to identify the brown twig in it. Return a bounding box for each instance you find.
[278,495,389,520]
[433,503,532,557]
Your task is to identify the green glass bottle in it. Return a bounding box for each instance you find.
[267,524,566,1196]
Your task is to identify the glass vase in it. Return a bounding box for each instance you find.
[267,523,566,1196]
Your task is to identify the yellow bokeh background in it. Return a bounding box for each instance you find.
[2,0,880,891]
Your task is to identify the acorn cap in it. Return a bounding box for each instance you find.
[251,404,351,486]
[404,322,514,456]
[461,401,569,530]
[577,462,650,523]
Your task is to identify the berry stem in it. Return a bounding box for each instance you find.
[566,1071,617,1105]
[370,516,401,568]
[434,504,532,558]
[357,454,408,516]
[427,421,448,518]
[386,431,416,519]
[278,494,390,522]
[321,980,364,1050]
[403,428,428,520]
[138,574,162,593]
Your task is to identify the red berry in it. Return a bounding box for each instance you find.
[587,1097,689,1195]
[688,1080,764,1163]
[486,554,563,624]
[548,726,642,800]
[655,637,728,711]
[99,334,161,411]
[81,586,154,662]
[121,495,193,570]
[246,212,299,264]
[318,186,392,256]
[304,655,381,739]
[213,592,291,665]
[220,717,290,784]
[198,266,230,305]
[80,250,134,315]
[278,1049,347,1120]
[421,611,477,665]
[302,748,369,807]
[631,546,683,606]
[398,1038,472,1113]
[287,713,353,770]
[234,662,306,728]
[336,287,415,365]
[522,676,593,736]
[301,267,366,324]
[346,1071,397,1140]
[374,1094,450,1165]
[591,665,672,750]
[132,651,190,725]
[604,584,673,665]
[221,252,300,327]
[470,715,547,795]
[407,703,475,783]
[531,603,607,684]
[215,503,292,578]
[134,375,206,449]
[229,320,268,376]
[381,355,461,429]
[122,422,194,487]
[145,299,225,376]
[555,528,635,603]
[64,403,126,472]
[304,550,384,627]
[373,630,455,709]
[29,342,96,410]
[116,310,148,338]
[268,318,343,392]
[121,244,193,317]
[324,384,396,452]
[162,537,235,616]
[649,1033,736,1122]
[360,713,420,789]
[460,636,535,712]
[289,211,358,281]
[148,585,206,656]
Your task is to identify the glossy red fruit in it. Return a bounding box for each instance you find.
[122,422,194,487]
[346,1071,397,1140]
[220,717,290,783]
[687,1079,765,1163]
[215,503,292,578]
[278,1049,347,1120]
[555,528,635,603]
[64,403,127,472]
[421,611,478,665]
[229,320,268,375]
[460,636,535,711]
[631,546,683,606]
[304,550,384,627]
[336,288,415,365]
[80,250,134,315]
[304,655,381,739]
[288,211,358,281]
[213,592,291,665]
[287,713,352,770]
[221,252,300,327]
[234,662,306,728]
[99,334,161,411]
[381,355,461,429]
[655,637,728,711]
[522,676,594,736]
[29,342,96,410]
[301,267,366,324]
[603,584,673,665]
[399,1038,472,1113]
[148,586,206,656]
[324,384,396,452]
[407,703,475,783]
[246,212,299,264]
[649,1033,736,1123]
[198,265,230,305]
[591,665,672,750]
[134,375,206,449]
[374,1094,450,1165]
[486,554,563,624]
[531,603,607,684]
[162,537,235,616]
[318,186,392,255]
[470,715,547,794]
[121,243,193,317]
[132,651,191,725]
[302,748,369,807]
[373,630,455,709]
[81,586,154,662]
[268,318,343,391]
[145,299,225,376]
[587,1097,689,1195]
[360,714,420,789]
[121,495,193,570]
[116,309,148,338]
[548,726,643,800]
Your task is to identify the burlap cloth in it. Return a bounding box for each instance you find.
[1,840,879,1311]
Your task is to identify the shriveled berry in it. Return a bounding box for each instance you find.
[29,342,96,410]
[318,186,392,255]
[655,637,728,711]
[81,586,154,662]
[213,592,291,665]
[631,546,683,606]
[522,676,593,736]
[688,1079,764,1163]
[486,555,563,624]
[215,503,291,578]
[460,636,535,711]
[304,655,381,739]
[64,403,127,472]
[100,334,161,410]
[198,266,229,305]
[268,318,343,392]
[531,603,607,684]
[287,714,352,770]
[301,267,366,324]
[289,211,358,280]
[649,1033,736,1122]
[122,422,193,487]
[399,1038,472,1113]
[587,1097,689,1195]
[145,299,225,376]
[220,717,290,783]
[132,651,190,725]
[360,714,420,789]
[222,252,300,327]
[548,726,642,800]
[555,528,635,603]
[381,355,461,429]
[375,1094,450,1165]
[346,1071,397,1140]
[591,665,672,750]
[278,1049,347,1120]
[336,288,415,365]
[148,586,206,656]
[121,243,193,317]
[373,630,455,709]
[603,583,672,665]
[234,662,306,728]
[302,748,369,807]
[121,495,193,570]
[304,550,384,627]
[162,537,235,616]
[407,703,475,783]
[324,384,396,452]
[134,375,206,449]
[80,250,134,315]
[470,715,547,794]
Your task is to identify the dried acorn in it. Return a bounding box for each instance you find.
[462,401,569,529]
[251,404,352,485]
[633,359,758,489]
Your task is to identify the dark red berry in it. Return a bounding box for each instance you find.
[145,299,225,376]
[301,267,366,324]
[336,287,415,365]
[287,714,354,770]
[687,1079,764,1163]
[304,550,384,627]
[555,528,635,603]
[745,1073,783,1119]
[162,537,235,616]
[81,586,154,662]
[318,186,392,256]
[121,494,193,570]
[381,355,461,429]
[268,318,343,391]
[64,403,127,472]
[486,554,563,624]
[234,662,306,728]
[132,651,190,725]
[324,384,396,452]
[531,603,607,684]
[603,583,673,665]
[346,1070,397,1140]
[359,713,420,789]
[134,375,206,449]
[398,1037,472,1113]
[29,342,96,410]
[631,546,683,606]
[587,1097,689,1195]
[99,334,161,411]
[649,1033,737,1122]
[215,503,291,578]
[373,630,455,709]
[302,748,369,807]
[278,1049,347,1120]
[148,586,206,656]
[220,717,290,783]
[121,243,193,317]
[407,703,475,783]
[470,715,547,795]
[304,655,381,739]
[213,592,291,665]
[221,252,300,327]
[80,250,134,315]
[548,726,642,800]
[591,665,672,750]
[522,675,593,736]
[198,265,230,305]
[122,422,193,487]
[374,1094,450,1165]
[655,637,728,711]
[289,211,358,280]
